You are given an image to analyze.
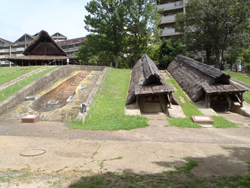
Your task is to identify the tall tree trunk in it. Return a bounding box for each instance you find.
[115,52,119,68]
[215,50,220,69]
[206,49,211,65]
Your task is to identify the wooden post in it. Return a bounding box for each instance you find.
[136,96,140,112]
[205,93,210,108]
[240,92,243,107]
[22,60,23,66]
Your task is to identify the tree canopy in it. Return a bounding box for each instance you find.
[175,0,250,68]
[80,0,161,68]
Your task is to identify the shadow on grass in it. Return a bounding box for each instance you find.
[69,146,250,188]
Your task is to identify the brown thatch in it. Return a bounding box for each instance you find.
[23,30,67,56]
[167,55,247,104]
[126,54,177,107]
[7,30,68,66]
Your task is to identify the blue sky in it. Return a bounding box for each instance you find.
[0,0,90,42]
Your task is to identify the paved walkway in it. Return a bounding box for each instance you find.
[0,120,250,187]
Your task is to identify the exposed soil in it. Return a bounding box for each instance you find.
[0,71,102,122]
[31,70,90,112]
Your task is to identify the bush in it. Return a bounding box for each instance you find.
[246,64,250,72]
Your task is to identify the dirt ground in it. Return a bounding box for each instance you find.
[0,70,101,122]
[0,119,250,187]
[1,111,250,187]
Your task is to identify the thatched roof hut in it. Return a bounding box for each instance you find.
[126,54,178,113]
[7,30,68,66]
[167,55,247,110]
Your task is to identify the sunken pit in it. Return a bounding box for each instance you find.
[31,70,91,112]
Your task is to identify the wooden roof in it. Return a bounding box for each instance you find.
[126,54,175,105]
[23,30,67,56]
[167,55,247,102]
[202,82,246,94]
[0,38,12,45]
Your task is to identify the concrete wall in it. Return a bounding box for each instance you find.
[0,65,106,115]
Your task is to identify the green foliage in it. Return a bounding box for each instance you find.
[239,161,250,187]
[176,0,250,67]
[81,0,161,68]
[158,39,187,69]
[0,67,58,103]
[124,0,161,65]
[84,0,126,68]
[69,68,148,131]
[77,35,114,66]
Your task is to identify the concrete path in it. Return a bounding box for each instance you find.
[0,120,250,187]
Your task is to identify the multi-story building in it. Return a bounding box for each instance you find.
[0,38,12,67]
[57,37,86,58]
[157,0,188,38]
[0,32,85,67]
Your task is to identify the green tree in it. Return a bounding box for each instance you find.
[84,0,126,68]
[125,0,162,65]
[158,39,187,69]
[175,0,250,68]
[76,35,114,66]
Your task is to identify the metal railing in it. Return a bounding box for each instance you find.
[158,1,184,11]
[161,14,176,24]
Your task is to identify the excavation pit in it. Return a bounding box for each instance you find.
[31,70,91,112]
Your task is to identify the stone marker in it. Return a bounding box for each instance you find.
[191,115,214,124]
[22,114,40,123]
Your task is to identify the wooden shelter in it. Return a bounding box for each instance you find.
[167,55,247,111]
[126,54,178,113]
[7,30,68,66]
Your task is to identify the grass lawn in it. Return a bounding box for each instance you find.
[1,160,249,187]
[225,71,250,104]
[166,78,237,128]
[69,68,148,131]
[0,66,59,103]
[0,66,42,85]
[225,71,250,85]
[69,159,249,188]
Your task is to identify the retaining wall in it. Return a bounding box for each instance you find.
[0,65,106,115]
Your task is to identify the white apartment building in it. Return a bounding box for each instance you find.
[0,32,85,67]
[157,0,188,38]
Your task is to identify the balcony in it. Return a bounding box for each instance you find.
[161,14,176,24]
[162,28,180,37]
[158,1,184,11]
[11,41,32,46]
[63,47,79,52]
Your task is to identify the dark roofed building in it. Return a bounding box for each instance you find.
[167,55,247,111]
[7,30,68,66]
[0,31,85,67]
[127,54,178,114]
